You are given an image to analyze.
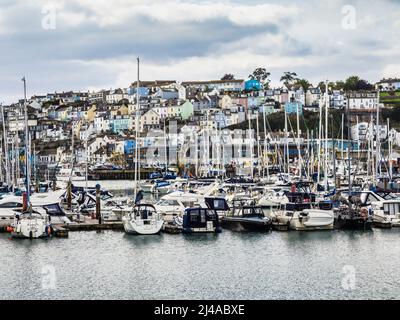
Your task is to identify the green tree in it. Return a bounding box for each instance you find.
[249,67,271,89]
[221,73,235,81]
[343,76,374,91]
[280,71,299,88]
[295,79,311,92]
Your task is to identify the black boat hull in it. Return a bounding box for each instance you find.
[221,218,272,232]
[334,218,373,230]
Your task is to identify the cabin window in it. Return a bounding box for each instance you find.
[244,208,252,215]
[200,210,206,223]
[0,202,22,208]
[190,209,200,222]
[384,203,400,215]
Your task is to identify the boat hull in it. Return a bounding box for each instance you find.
[334,218,373,230]
[122,217,164,235]
[11,220,50,239]
[276,210,334,231]
[221,217,272,232]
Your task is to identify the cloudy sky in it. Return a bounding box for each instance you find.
[0,0,399,103]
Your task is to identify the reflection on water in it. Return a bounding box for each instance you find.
[1,229,400,300]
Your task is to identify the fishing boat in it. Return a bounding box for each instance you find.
[182,207,221,234]
[122,203,164,235]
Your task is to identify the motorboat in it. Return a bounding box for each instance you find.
[182,207,221,234]
[218,198,272,232]
[274,192,334,231]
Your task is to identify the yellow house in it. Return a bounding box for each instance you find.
[86,105,97,121]
[111,104,129,116]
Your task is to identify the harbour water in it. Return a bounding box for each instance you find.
[1,228,400,300]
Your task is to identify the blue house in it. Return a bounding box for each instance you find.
[245,79,262,91]
[284,101,303,115]
[128,87,149,97]
[124,140,136,154]
[109,115,131,133]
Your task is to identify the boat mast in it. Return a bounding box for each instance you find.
[22,77,31,210]
[85,120,88,191]
[1,104,10,186]
[248,109,254,179]
[256,111,260,177]
[284,109,288,174]
[324,80,329,191]
[376,91,380,181]
[388,118,392,180]
[341,113,344,162]
[317,96,322,184]
[296,101,302,180]
[163,118,168,174]
[346,93,352,191]
[134,57,140,196]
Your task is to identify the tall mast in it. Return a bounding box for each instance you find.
[317,96,322,184]
[356,115,360,160]
[388,118,392,180]
[296,101,302,179]
[134,57,140,196]
[346,93,352,191]
[341,113,344,162]
[248,109,253,179]
[376,91,380,181]
[85,121,88,190]
[263,107,269,180]
[324,79,329,191]
[22,76,31,209]
[284,109,288,174]
[1,104,10,186]
[163,118,168,174]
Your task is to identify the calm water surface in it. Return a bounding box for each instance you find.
[1,229,400,300]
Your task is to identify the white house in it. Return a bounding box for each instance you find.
[106,89,126,104]
[351,122,387,141]
[345,91,378,111]
[375,78,400,91]
[305,88,322,107]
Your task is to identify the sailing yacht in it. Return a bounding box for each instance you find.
[122,58,164,235]
[122,203,164,235]
[11,211,52,239]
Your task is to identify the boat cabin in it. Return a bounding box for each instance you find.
[133,204,158,222]
[182,207,221,233]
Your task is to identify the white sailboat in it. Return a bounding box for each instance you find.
[12,77,52,239]
[122,57,164,235]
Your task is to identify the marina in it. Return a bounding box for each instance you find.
[1,228,400,300]
[1,2,400,302]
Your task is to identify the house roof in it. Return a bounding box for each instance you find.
[182,79,244,86]
[376,78,400,84]
[131,80,176,87]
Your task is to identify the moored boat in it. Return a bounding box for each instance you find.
[122,204,164,235]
